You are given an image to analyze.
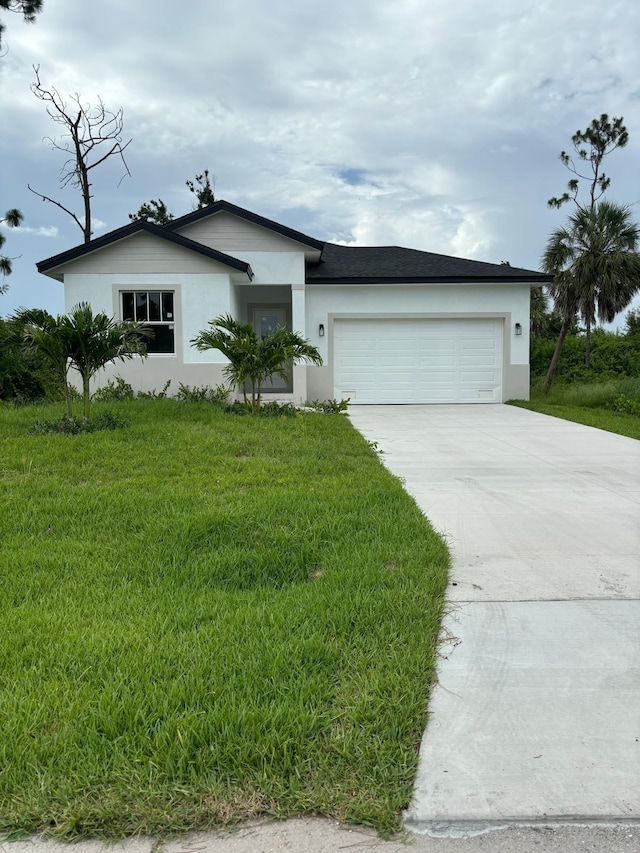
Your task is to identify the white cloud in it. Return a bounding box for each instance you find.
[10,225,58,237]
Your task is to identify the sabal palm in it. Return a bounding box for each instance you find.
[543,201,640,380]
[192,314,322,411]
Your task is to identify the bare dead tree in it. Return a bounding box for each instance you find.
[28,65,132,243]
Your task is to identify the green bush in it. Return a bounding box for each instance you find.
[306,398,350,414]
[92,377,135,402]
[531,329,640,384]
[0,315,64,402]
[611,394,640,416]
[175,383,230,403]
[30,410,129,435]
[214,400,300,418]
[137,380,172,399]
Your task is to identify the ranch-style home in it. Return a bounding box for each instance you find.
[37,200,552,404]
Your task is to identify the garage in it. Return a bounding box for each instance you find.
[333,318,503,404]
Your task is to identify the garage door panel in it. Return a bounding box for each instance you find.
[460,371,497,383]
[460,355,498,366]
[418,355,458,367]
[334,319,502,404]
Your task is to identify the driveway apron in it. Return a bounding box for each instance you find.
[348,405,640,834]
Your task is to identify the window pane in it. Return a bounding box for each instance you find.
[148,292,161,321]
[136,292,148,321]
[122,292,134,321]
[146,324,174,354]
[162,292,174,321]
[260,313,282,336]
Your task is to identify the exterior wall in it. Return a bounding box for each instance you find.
[239,252,305,285]
[304,283,532,402]
[53,232,234,275]
[64,271,235,395]
[85,360,228,396]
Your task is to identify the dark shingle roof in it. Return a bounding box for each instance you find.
[307,243,552,284]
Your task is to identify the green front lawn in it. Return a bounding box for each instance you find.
[510,399,640,439]
[0,400,449,838]
[510,378,640,440]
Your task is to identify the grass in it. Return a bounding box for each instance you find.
[0,399,449,839]
[509,377,640,440]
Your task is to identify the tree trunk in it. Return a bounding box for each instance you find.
[63,379,73,418]
[82,374,91,419]
[543,316,572,393]
[585,318,591,368]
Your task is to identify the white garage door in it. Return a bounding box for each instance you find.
[333,318,503,403]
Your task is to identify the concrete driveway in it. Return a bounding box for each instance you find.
[348,405,640,834]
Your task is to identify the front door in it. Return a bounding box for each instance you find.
[251,307,292,393]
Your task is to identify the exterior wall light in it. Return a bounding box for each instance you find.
[515,322,522,336]
[319,323,325,337]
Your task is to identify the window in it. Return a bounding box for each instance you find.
[122,291,175,354]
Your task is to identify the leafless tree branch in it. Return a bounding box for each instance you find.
[27,183,84,232]
[30,65,132,242]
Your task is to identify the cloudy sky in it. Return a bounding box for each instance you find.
[2,0,640,324]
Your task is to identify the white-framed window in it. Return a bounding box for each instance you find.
[122,291,175,354]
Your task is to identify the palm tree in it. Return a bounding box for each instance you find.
[192,314,322,412]
[23,303,150,418]
[542,201,640,390]
[22,309,75,416]
[61,304,150,418]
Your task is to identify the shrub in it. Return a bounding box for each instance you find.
[175,383,230,403]
[30,410,129,435]
[531,330,640,384]
[220,400,300,418]
[306,398,350,414]
[92,376,135,402]
[611,394,640,416]
[137,380,172,399]
[0,315,64,403]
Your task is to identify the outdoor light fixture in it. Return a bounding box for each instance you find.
[515,322,522,336]
[319,323,325,337]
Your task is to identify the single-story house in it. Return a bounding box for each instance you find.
[37,200,552,404]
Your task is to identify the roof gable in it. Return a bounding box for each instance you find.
[37,220,253,280]
[167,200,324,252]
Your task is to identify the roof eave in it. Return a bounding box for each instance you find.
[306,275,554,285]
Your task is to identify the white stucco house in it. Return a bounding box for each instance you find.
[37,200,552,404]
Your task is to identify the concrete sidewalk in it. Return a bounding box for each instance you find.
[348,405,640,835]
[4,820,640,853]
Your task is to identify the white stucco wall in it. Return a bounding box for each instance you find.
[64,272,235,365]
[304,282,531,364]
[237,252,305,285]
